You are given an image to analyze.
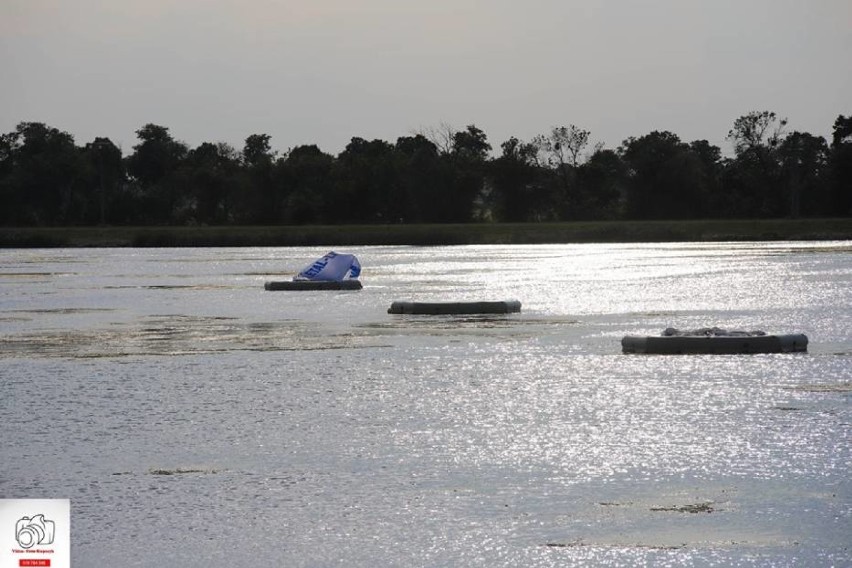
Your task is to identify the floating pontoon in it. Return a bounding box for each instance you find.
[265,251,362,291]
[264,279,363,291]
[622,327,808,354]
[388,300,521,315]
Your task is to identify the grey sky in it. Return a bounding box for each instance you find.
[2,0,850,157]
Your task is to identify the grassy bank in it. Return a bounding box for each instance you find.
[2,219,852,248]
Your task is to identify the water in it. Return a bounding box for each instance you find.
[1,243,850,566]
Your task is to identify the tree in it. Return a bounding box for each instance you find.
[531,125,592,219]
[335,137,397,223]
[183,142,241,224]
[451,124,491,162]
[687,140,723,216]
[236,134,277,224]
[278,145,335,224]
[124,124,189,223]
[125,124,188,186]
[393,135,446,223]
[777,132,829,217]
[0,122,85,225]
[242,134,275,167]
[488,136,544,222]
[722,111,788,217]
[82,137,124,224]
[727,110,787,155]
[416,122,456,156]
[828,115,852,215]
[573,148,627,220]
[620,131,706,219]
[0,129,21,225]
[447,125,492,222]
[533,125,591,169]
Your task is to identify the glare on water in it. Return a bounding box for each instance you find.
[1,242,850,566]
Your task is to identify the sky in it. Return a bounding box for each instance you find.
[2,0,850,158]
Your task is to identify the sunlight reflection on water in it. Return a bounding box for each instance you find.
[1,242,850,567]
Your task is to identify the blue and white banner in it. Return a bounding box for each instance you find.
[0,499,70,568]
[295,251,361,281]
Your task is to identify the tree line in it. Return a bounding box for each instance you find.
[1,111,850,227]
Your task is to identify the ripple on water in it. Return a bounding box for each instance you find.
[1,243,850,566]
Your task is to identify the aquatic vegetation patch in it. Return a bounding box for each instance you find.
[111,468,224,475]
[148,467,222,475]
[103,284,238,290]
[0,272,72,278]
[0,315,32,323]
[9,307,115,314]
[542,540,685,550]
[650,502,715,513]
[356,316,579,340]
[0,314,382,358]
[783,382,852,393]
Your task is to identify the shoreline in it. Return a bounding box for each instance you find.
[2,218,852,248]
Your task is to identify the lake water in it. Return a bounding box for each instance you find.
[1,242,850,567]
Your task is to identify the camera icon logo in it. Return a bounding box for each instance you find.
[15,514,55,549]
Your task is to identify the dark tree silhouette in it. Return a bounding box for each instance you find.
[829,115,852,215]
[778,132,829,217]
[82,137,124,225]
[489,136,543,222]
[723,111,787,217]
[531,125,592,220]
[393,134,445,223]
[0,122,85,225]
[621,131,706,219]
[278,145,335,224]
[182,142,242,224]
[124,124,189,223]
[573,148,627,220]
[447,125,491,222]
[0,113,849,228]
[335,137,397,223]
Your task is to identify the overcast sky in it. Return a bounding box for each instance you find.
[2,0,850,157]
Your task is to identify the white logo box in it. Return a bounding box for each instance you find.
[0,500,69,568]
